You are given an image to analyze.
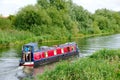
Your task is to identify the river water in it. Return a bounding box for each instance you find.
[0,34,120,80]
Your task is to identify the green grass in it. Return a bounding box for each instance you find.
[90,49,120,60]
[0,29,35,47]
[0,29,69,48]
[35,49,120,80]
[0,27,119,49]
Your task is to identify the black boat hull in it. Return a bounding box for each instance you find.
[34,51,79,67]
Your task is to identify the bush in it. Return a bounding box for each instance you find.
[90,49,120,60]
[0,17,12,30]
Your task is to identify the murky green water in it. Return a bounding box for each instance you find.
[0,34,120,80]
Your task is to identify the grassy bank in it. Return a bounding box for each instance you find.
[0,29,36,48]
[35,49,120,80]
[0,29,64,48]
[0,29,115,49]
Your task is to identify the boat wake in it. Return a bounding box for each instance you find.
[0,66,24,75]
[0,58,28,80]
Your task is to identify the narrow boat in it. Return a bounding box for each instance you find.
[19,42,79,67]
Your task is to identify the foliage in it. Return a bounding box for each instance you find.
[13,5,51,31]
[36,49,120,80]
[1,0,120,45]
[90,49,120,60]
[0,29,35,45]
[93,9,120,33]
[13,0,120,38]
[0,16,12,30]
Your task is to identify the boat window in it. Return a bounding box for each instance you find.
[71,46,74,51]
[40,46,49,51]
[34,46,38,52]
[23,46,32,52]
[67,47,70,52]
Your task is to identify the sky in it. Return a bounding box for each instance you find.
[73,0,120,13]
[0,0,120,17]
[0,0,37,17]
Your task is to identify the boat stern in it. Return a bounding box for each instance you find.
[19,61,34,67]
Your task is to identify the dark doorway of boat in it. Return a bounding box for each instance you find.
[22,46,32,62]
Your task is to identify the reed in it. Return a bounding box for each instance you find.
[0,29,35,46]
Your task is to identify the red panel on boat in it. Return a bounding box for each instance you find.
[34,52,41,60]
[56,48,62,54]
[63,47,68,53]
[48,50,54,57]
[41,52,45,58]
[69,46,73,52]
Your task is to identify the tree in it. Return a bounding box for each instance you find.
[0,16,12,30]
[37,0,50,9]
[14,5,52,31]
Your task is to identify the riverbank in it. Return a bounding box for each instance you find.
[1,0,120,49]
[0,30,116,49]
[35,49,120,80]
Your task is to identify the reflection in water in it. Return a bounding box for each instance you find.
[33,63,56,76]
[0,34,120,80]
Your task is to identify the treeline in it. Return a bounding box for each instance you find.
[0,16,35,45]
[0,0,120,45]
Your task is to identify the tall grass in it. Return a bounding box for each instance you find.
[36,49,120,80]
[90,49,120,60]
[0,29,35,45]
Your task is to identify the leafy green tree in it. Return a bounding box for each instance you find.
[94,9,120,33]
[0,17,12,30]
[37,0,50,9]
[14,5,52,31]
[12,0,120,40]
[70,4,93,34]
[91,21,101,34]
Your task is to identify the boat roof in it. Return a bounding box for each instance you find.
[24,42,38,47]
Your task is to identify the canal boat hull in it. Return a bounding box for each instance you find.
[34,51,79,67]
[19,42,79,67]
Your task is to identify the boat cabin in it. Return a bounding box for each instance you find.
[21,43,38,62]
